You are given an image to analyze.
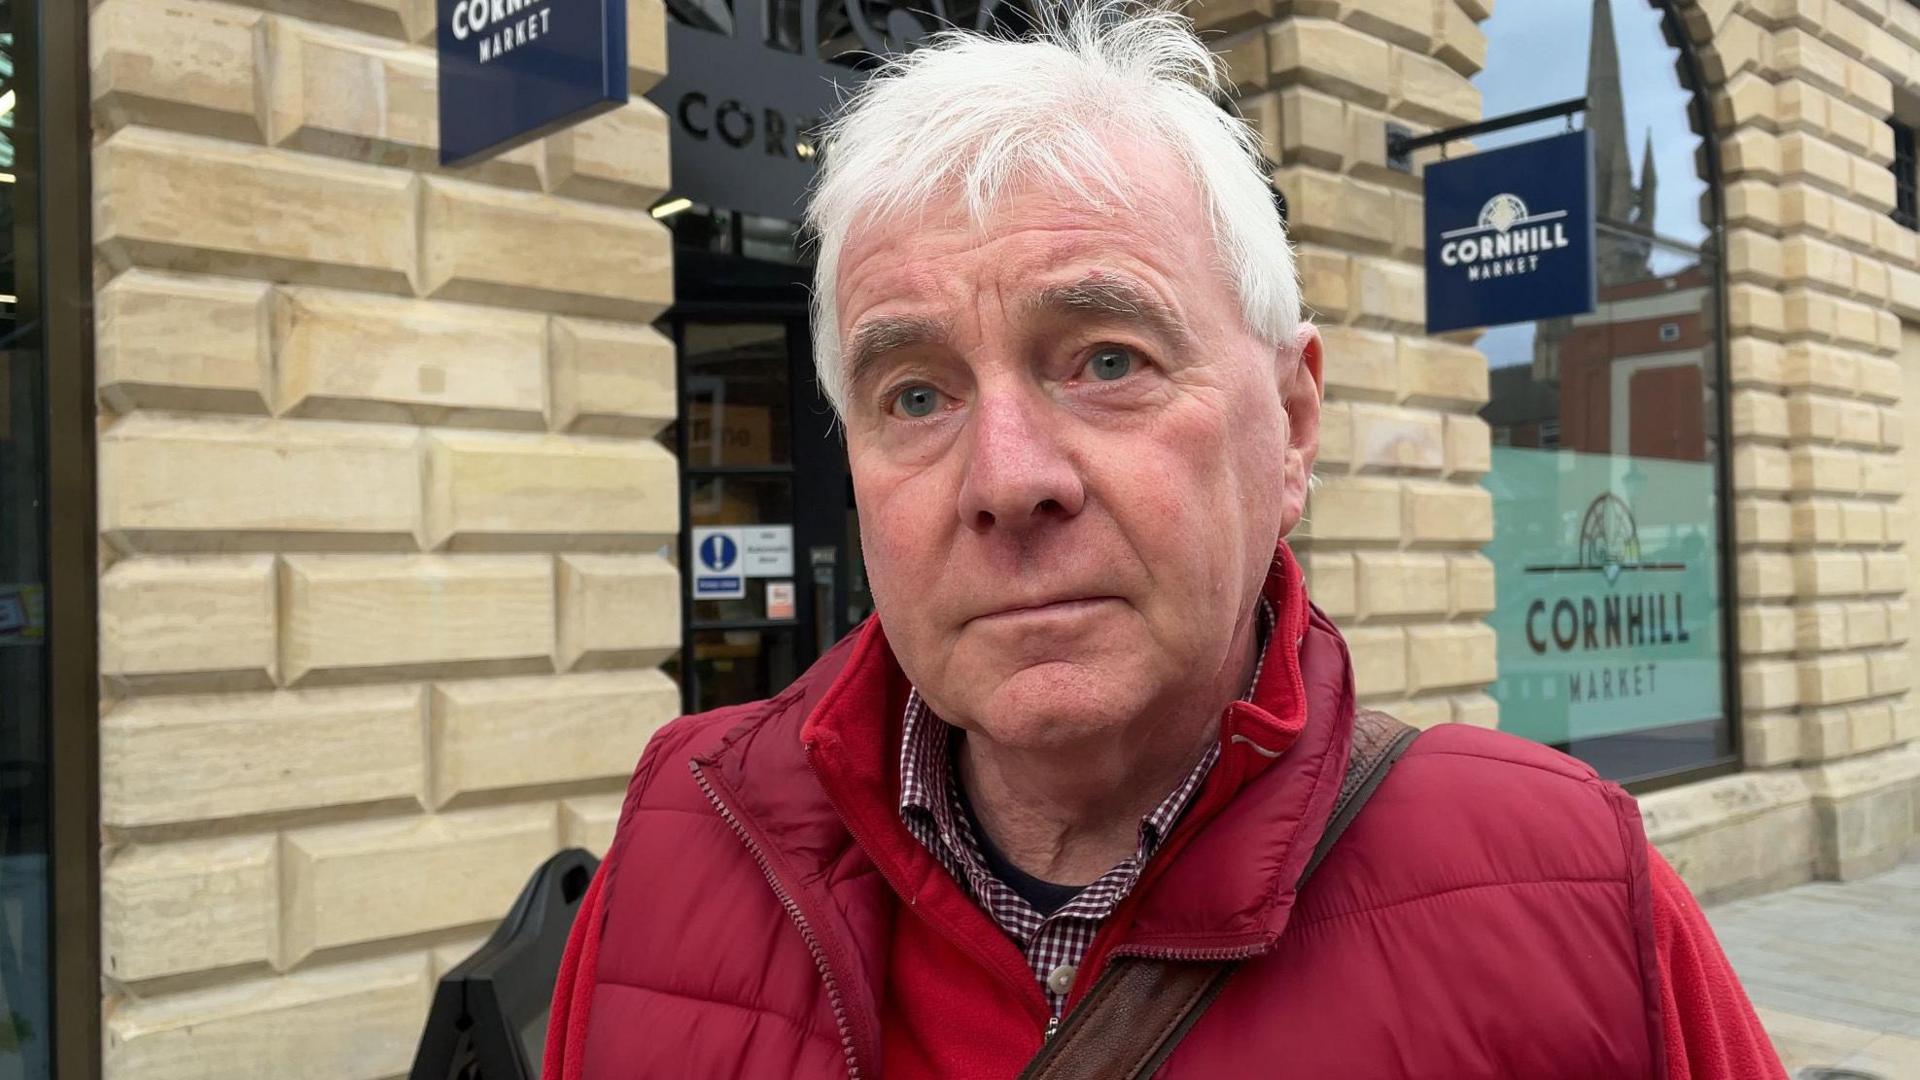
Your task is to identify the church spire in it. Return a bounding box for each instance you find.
[1634,129,1659,234]
[1587,0,1633,226]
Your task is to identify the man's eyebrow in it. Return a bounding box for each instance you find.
[1027,276,1189,344]
[843,313,950,399]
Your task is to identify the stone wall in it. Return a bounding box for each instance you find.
[90,1,678,1075]
[1641,0,1920,902]
[1197,0,1501,733]
[1196,0,1920,904]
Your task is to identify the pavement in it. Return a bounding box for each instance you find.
[1706,857,1920,1079]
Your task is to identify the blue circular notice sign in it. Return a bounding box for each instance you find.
[699,533,739,572]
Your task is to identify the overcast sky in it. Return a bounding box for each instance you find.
[1470,0,1708,370]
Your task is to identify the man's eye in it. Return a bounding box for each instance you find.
[1085,346,1135,382]
[893,384,942,418]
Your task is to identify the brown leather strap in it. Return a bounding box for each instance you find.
[1016,709,1419,1080]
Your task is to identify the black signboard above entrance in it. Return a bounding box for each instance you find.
[648,0,1034,221]
[1423,129,1597,335]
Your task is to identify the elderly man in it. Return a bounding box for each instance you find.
[548,6,1784,1077]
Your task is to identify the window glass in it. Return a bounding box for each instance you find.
[1473,0,1732,782]
[0,3,53,1074]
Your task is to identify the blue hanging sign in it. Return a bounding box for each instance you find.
[437,0,628,166]
[1423,129,1596,334]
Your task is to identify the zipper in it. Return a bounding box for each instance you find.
[691,761,865,1080]
[1043,1015,1060,1042]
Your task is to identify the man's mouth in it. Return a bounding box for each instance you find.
[967,595,1122,626]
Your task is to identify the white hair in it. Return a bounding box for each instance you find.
[804,0,1300,415]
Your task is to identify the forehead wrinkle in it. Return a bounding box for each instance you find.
[844,313,950,398]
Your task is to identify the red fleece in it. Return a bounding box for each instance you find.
[1651,849,1789,1079]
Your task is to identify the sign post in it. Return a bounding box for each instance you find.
[1422,129,1596,334]
[437,0,628,166]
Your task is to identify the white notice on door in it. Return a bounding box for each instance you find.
[741,525,794,577]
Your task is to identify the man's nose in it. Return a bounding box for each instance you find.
[955,390,1086,533]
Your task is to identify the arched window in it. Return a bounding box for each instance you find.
[1471,0,1732,785]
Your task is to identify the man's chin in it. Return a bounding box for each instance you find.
[953,661,1155,751]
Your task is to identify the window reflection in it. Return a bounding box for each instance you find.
[1475,0,1731,783]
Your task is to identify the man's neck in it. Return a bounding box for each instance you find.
[955,615,1264,886]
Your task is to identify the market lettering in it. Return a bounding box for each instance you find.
[1524,592,1692,654]
[1568,662,1659,703]
[450,0,553,63]
[1439,222,1571,268]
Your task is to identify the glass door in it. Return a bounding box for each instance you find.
[670,315,867,714]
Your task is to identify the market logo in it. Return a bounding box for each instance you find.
[1438,192,1574,282]
[1520,493,1691,703]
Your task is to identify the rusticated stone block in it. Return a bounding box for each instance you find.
[1318,324,1399,402]
[418,177,672,321]
[99,414,422,553]
[100,556,277,688]
[91,0,266,142]
[1302,475,1402,543]
[1268,19,1391,109]
[100,685,426,828]
[275,288,546,428]
[279,554,555,684]
[281,805,559,964]
[97,270,272,415]
[1341,0,1430,51]
[1739,551,1796,601]
[1354,551,1448,618]
[1345,403,1443,473]
[562,794,626,856]
[424,432,678,550]
[1398,338,1488,408]
[549,318,676,436]
[557,555,682,671]
[1403,480,1492,544]
[1447,554,1494,616]
[1346,625,1407,697]
[104,955,432,1080]
[628,0,668,92]
[544,101,672,208]
[1405,622,1496,694]
[103,836,278,983]
[1302,550,1356,619]
[95,127,416,293]
[1388,46,1480,128]
[430,670,680,804]
[267,19,436,166]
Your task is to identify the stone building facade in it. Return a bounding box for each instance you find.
[88,1,680,1075]
[41,0,1920,1076]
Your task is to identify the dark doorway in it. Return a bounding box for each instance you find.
[667,247,871,715]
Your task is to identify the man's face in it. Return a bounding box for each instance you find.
[834,141,1322,750]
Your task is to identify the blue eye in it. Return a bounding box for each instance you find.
[1087,347,1134,381]
[894,384,941,418]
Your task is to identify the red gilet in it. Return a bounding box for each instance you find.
[548,543,1784,1079]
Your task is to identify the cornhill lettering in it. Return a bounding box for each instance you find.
[1440,222,1571,281]
[1525,592,1691,704]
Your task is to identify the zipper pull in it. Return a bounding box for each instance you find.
[1044,1015,1061,1042]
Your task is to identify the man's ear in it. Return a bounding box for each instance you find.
[1277,323,1324,534]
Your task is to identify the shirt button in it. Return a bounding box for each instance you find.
[1046,964,1076,996]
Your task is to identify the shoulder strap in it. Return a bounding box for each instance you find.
[1016,709,1420,1080]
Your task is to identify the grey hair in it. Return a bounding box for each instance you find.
[804,0,1300,414]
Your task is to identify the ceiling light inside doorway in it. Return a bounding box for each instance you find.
[651,197,692,219]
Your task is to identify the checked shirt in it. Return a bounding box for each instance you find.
[897,598,1275,1016]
